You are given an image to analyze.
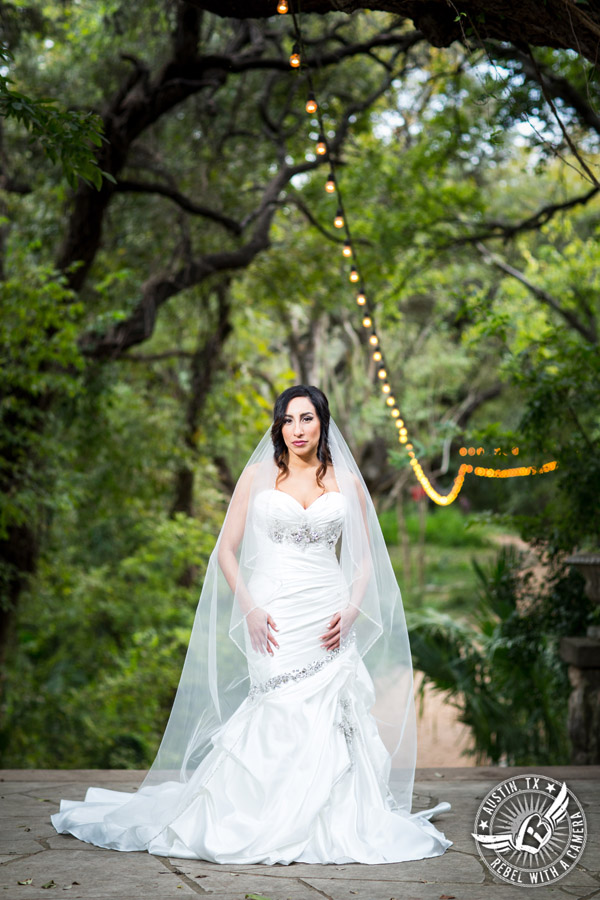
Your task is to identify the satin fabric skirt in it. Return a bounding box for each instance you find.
[51,545,452,864]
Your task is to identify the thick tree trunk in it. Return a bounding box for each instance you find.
[0,524,38,664]
[169,280,232,520]
[169,281,232,587]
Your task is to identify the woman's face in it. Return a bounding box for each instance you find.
[281,397,321,460]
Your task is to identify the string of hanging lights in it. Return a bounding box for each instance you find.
[277,1,557,505]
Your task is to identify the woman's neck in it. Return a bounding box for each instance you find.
[286,451,320,474]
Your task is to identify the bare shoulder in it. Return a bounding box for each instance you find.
[351,472,368,505]
[331,467,364,497]
[351,472,363,492]
[233,461,262,493]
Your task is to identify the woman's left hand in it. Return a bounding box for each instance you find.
[320,606,358,651]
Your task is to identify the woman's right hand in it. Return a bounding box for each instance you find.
[245,607,279,656]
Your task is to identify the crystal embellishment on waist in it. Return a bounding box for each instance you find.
[267,517,342,551]
[248,632,356,701]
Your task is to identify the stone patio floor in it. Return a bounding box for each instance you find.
[1,767,598,900]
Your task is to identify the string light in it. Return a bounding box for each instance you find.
[288,24,557,506]
[305,93,317,114]
[277,0,288,11]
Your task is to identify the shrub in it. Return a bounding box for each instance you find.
[408,546,595,765]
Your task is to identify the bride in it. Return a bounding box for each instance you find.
[51,385,451,864]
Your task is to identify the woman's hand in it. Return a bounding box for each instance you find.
[245,607,279,656]
[320,606,359,651]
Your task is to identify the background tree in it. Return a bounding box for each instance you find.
[1,2,598,765]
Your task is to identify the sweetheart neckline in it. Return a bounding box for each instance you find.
[270,488,343,512]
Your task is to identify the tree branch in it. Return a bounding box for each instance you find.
[288,195,351,244]
[475,241,597,343]
[120,349,196,362]
[115,179,243,234]
[56,25,422,292]
[188,1,600,65]
[487,42,600,138]
[79,158,322,358]
[525,46,599,187]
[452,186,600,245]
[80,49,406,359]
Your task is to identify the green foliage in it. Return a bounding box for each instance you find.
[0,511,217,767]
[0,48,106,188]
[514,334,600,552]
[1,5,599,770]
[408,547,594,764]
[379,506,491,548]
[0,259,84,602]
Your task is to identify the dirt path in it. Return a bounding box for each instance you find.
[413,672,475,767]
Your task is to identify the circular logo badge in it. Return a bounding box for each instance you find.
[471,774,587,887]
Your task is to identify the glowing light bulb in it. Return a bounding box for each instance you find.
[334,208,344,228]
[378,368,387,379]
[325,172,335,192]
[277,0,288,11]
[386,396,395,406]
[316,133,327,155]
[305,93,317,114]
[342,242,352,258]
[289,44,301,67]
[349,266,359,283]
[372,349,382,361]
[382,383,391,394]
[369,334,378,346]
[362,316,371,328]
[391,408,399,417]
[357,292,366,305]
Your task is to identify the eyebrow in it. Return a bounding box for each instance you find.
[283,411,314,417]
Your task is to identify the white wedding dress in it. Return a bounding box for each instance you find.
[51,488,451,864]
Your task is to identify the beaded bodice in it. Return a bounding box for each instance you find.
[254,488,346,552]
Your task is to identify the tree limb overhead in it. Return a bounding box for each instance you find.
[192,0,600,63]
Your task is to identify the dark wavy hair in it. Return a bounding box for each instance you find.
[271,385,333,488]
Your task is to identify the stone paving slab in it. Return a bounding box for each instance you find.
[172,853,485,884]
[298,882,587,900]
[1,768,598,900]
[1,848,198,898]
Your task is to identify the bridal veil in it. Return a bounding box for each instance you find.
[114,416,417,839]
